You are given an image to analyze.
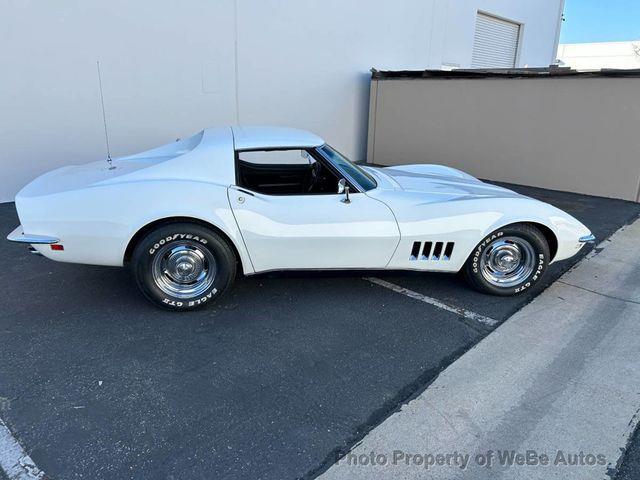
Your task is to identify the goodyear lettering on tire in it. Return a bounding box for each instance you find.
[472,231,504,274]
[149,233,208,255]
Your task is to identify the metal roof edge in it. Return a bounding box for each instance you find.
[370,67,640,80]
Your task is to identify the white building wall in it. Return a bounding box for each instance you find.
[558,41,640,71]
[0,0,562,201]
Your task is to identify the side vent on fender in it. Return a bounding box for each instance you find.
[432,242,444,260]
[420,242,433,261]
[409,241,455,261]
[410,242,421,261]
[443,242,455,261]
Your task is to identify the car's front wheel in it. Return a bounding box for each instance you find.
[131,223,236,310]
[463,224,550,296]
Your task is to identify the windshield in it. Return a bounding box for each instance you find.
[317,144,377,191]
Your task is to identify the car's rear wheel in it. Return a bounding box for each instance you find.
[131,223,236,310]
[463,224,550,296]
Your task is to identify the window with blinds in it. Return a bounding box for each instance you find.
[471,12,521,69]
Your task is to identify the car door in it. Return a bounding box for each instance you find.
[228,187,399,272]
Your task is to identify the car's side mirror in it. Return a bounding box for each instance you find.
[338,179,350,204]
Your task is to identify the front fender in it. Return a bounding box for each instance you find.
[383,193,591,271]
[483,199,591,263]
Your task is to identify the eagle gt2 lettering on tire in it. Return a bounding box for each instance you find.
[162,288,217,309]
[149,233,208,255]
[514,254,546,293]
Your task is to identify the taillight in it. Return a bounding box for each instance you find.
[51,244,64,251]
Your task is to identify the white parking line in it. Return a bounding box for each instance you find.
[0,418,45,480]
[364,277,499,327]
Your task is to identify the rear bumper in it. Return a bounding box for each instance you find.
[7,225,59,245]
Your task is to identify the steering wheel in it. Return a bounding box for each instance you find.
[306,160,322,193]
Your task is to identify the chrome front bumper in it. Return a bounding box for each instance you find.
[7,225,59,245]
[579,234,596,244]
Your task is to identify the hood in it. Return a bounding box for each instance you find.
[366,164,525,201]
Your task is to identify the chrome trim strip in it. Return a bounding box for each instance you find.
[7,226,59,245]
[579,234,596,244]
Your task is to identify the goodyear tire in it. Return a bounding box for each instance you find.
[131,223,236,310]
[463,224,550,296]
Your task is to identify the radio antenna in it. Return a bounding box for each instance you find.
[96,61,115,170]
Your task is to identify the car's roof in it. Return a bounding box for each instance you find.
[230,126,325,150]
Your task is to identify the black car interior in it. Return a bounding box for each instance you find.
[236,149,344,195]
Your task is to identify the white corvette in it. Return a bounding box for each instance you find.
[8,126,594,310]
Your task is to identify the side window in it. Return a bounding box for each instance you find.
[240,149,310,166]
[236,149,341,196]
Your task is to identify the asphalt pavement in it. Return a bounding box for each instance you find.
[321,218,640,480]
[617,426,640,480]
[0,182,639,480]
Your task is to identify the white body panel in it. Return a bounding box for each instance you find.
[364,165,590,271]
[15,127,253,272]
[9,126,592,277]
[229,188,399,271]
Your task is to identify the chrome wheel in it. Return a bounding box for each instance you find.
[151,241,216,299]
[479,236,536,288]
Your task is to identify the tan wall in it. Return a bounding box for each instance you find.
[367,77,640,202]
